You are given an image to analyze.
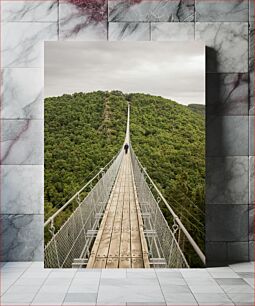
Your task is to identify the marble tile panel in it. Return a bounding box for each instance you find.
[249,24,254,114]
[249,204,254,240]
[68,278,99,293]
[1,119,43,165]
[108,0,195,22]
[156,271,186,286]
[1,265,31,284]
[249,23,254,72]
[206,73,249,116]
[227,292,254,305]
[243,276,255,288]
[126,269,156,278]
[217,284,253,294]
[27,261,45,269]
[101,268,126,278]
[180,268,211,278]
[6,282,42,293]
[206,116,248,156]
[249,116,254,155]
[1,267,28,277]
[156,269,183,275]
[59,1,107,40]
[195,22,248,73]
[249,240,254,260]
[237,272,255,278]
[1,22,58,68]
[184,279,223,294]
[1,279,17,296]
[0,302,30,306]
[31,291,66,305]
[2,261,32,269]
[249,70,254,114]
[64,293,97,304]
[184,276,219,285]
[160,284,191,294]
[109,22,150,40]
[14,277,46,287]
[1,285,39,304]
[206,204,249,242]
[125,283,165,303]
[161,292,198,305]
[75,270,101,279]
[1,68,43,119]
[126,303,166,306]
[206,156,249,204]
[48,269,77,278]
[192,292,233,305]
[205,241,227,266]
[1,1,58,22]
[97,278,164,304]
[64,303,96,306]
[1,165,43,214]
[227,242,249,262]
[229,261,254,272]
[1,278,23,295]
[195,0,248,22]
[250,0,255,21]
[99,276,159,287]
[63,303,96,306]
[249,156,254,205]
[207,266,240,278]
[151,22,194,41]
[21,269,51,279]
[0,214,43,261]
[38,284,71,293]
[96,283,128,304]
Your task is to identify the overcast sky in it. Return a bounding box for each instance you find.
[45,41,205,105]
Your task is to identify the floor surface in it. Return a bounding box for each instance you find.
[0,261,254,305]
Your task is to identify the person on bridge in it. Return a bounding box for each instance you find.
[124,143,129,154]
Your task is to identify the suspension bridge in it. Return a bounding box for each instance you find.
[44,103,205,269]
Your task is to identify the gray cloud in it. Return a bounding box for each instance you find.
[45,41,205,105]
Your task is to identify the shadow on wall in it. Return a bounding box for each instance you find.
[205,47,250,267]
[205,47,225,267]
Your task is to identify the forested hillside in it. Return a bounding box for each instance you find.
[45,91,205,265]
[44,91,127,222]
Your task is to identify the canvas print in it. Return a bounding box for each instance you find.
[44,42,205,269]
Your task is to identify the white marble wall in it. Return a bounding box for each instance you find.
[0,0,253,265]
[1,0,58,261]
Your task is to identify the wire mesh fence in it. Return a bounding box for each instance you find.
[44,151,124,268]
[131,147,205,268]
[44,146,204,268]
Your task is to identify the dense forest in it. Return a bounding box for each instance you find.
[45,91,205,265]
[44,91,127,230]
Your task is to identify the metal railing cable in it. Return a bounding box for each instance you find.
[130,147,205,266]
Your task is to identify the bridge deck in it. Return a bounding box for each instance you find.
[87,152,150,268]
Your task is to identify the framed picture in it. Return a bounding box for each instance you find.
[44,41,205,269]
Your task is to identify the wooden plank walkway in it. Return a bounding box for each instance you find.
[87,151,150,268]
